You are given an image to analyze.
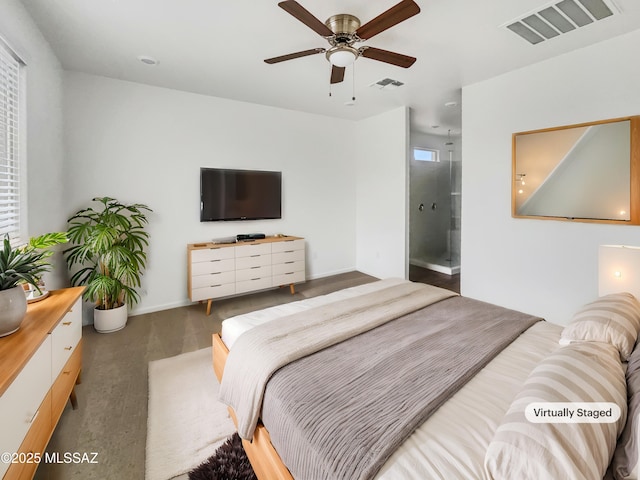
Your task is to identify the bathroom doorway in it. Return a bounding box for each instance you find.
[408,131,461,287]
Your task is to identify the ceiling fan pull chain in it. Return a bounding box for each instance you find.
[352,63,356,102]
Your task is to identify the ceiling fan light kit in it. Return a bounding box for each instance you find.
[326,45,358,67]
[265,0,420,88]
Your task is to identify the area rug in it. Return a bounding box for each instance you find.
[188,433,257,480]
[146,347,237,480]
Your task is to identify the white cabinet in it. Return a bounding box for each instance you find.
[51,299,82,379]
[0,287,84,480]
[271,239,305,287]
[189,246,236,302]
[187,236,305,314]
[0,337,51,474]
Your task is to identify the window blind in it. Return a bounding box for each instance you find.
[0,42,21,244]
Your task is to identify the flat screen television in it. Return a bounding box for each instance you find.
[200,167,282,221]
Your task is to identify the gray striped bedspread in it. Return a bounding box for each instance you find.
[260,296,542,480]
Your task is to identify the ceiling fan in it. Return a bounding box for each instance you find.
[265,0,421,85]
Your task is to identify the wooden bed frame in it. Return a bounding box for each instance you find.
[212,333,293,480]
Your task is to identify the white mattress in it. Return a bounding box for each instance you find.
[220,282,563,479]
[220,278,408,349]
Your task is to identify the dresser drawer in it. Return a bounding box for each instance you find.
[191,247,235,263]
[271,239,304,253]
[273,270,305,287]
[51,298,82,378]
[191,258,235,276]
[192,283,236,302]
[2,391,52,480]
[235,242,271,258]
[0,336,51,478]
[236,265,272,282]
[236,254,271,270]
[191,270,235,289]
[51,343,82,426]
[272,260,305,276]
[272,249,305,264]
[236,276,272,294]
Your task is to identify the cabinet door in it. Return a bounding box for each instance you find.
[2,392,52,480]
[51,298,82,379]
[271,239,304,253]
[272,249,305,264]
[235,243,271,258]
[0,337,52,478]
[51,343,82,426]
[191,247,235,263]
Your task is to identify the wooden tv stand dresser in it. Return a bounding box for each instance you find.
[188,236,305,315]
[0,287,84,480]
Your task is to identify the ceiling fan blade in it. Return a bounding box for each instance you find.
[278,1,334,37]
[264,48,325,64]
[330,65,345,84]
[356,0,420,40]
[360,47,416,68]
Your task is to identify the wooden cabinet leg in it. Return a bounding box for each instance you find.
[289,284,295,295]
[70,386,78,410]
[206,299,212,316]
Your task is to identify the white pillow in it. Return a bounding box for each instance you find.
[560,292,640,361]
[485,341,627,480]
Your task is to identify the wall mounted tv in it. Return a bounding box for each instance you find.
[200,167,282,221]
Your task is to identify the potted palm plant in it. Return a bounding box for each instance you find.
[64,197,152,333]
[0,232,68,337]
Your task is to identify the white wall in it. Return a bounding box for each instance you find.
[355,107,409,279]
[462,29,640,325]
[63,72,358,316]
[0,0,67,288]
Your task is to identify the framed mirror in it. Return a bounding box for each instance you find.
[512,116,640,224]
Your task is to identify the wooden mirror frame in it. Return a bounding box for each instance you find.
[512,115,640,224]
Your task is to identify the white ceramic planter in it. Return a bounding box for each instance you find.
[0,285,28,337]
[93,303,128,333]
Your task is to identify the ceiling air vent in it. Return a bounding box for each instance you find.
[369,78,405,90]
[505,0,619,45]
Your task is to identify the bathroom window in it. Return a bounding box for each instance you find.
[413,148,439,162]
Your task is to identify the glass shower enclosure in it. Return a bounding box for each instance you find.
[408,135,461,275]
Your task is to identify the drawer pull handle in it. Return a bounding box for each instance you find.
[250,266,260,269]
[63,321,72,326]
[210,259,221,263]
[28,410,39,424]
[211,284,222,288]
[63,370,72,375]
[251,278,261,281]
[65,346,73,351]
[285,272,294,275]
[250,254,260,258]
[285,261,294,264]
[284,250,294,253]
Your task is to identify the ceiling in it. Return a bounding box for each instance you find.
[18,0,640,135]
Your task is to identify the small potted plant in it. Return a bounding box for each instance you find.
[64,197,152,333]
[0,232,68,337]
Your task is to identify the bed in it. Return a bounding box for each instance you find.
[212,278,640,480]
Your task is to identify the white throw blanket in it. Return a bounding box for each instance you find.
[219,279,457,439]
